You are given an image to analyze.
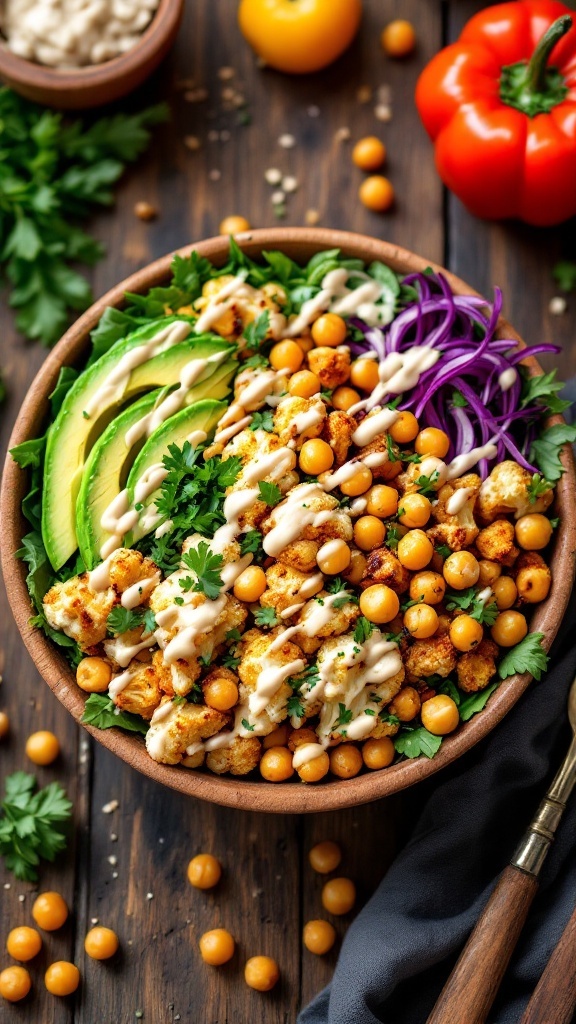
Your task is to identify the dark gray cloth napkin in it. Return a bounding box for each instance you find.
[299,589,576,1024]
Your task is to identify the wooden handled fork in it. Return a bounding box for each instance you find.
[426,674,576,1024]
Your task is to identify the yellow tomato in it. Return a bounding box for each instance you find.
[238,0,362,75]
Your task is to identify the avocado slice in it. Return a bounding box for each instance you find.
[76,361,235,570]
[42,316,235,570]
[124,398,226,545]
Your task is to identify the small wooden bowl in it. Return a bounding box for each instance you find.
[0,0,183,109]
[2,228,575,813]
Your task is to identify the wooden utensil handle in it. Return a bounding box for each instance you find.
[519,904,576,1024]
[426,866,539,1024]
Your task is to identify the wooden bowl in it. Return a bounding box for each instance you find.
[2,228,575,813]
[0,0,183,109]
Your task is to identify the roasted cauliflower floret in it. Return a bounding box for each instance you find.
[110,659,162,719]
[194,276,283,340]
[206,736,262,775]
[511,551,552,605]
[427,475,481,551]
[456,639,499,693]
[145,700,229,764]
[237,627,304,727]
[355,432,401,481]
[477,461,554,522]
[260,563,324,618]
[104,627,156,669]
[261,486,353,548]
[293,591,360,655]
[151,584,247,666]
[476,519,519,566]
[405,633,457,682]
[361,546,410,593]
[107,549,159,593]
[277,540,321,573]
[147,650,202,698]
[321,410,354,466]
[273,395,326,448]
[397,456,447,495]
[307,346,351,389]
[43,574,115,652]
[223,428,298,530]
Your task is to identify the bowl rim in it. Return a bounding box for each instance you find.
[2,227,575,814]
[0,0,182,92]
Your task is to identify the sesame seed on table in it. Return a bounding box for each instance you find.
[0,1,574,1021]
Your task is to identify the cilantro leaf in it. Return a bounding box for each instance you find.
[386,434,399,463]
[400,594,424,612]
[459,683,499,722]
[445,587,498,626]
[451,389,468,408]
[416,471,440,497]
[435,544,451,559]
[254,606,279,628]
[243,310,270,350]
[240,530,264,559]
[0,772,72,881]
[241,718,255,732]
[181,542,224,600]
[354,617,374,644]
[249,409,274,432]
[379,710,400,726]
[386,525,401,551]
[521,369,571,416]
[333,594,358,609]
[335,703,353,729]
[498,632,549,682]
[258,481,282,507]
[222,652,241,670]
[81,694,149,735]
[394,727,442,759]
[526,474,554,504]
[438,679,461,706]
[287,694,305,719]
[529,424,576,483]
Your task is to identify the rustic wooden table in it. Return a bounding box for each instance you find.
[1,2,574,1022]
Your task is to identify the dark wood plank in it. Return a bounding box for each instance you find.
[447,0,576,381]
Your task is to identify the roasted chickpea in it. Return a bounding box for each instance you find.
[516,566,551,604]
[187,853,222,890]
[381,19,416,56]
[0,966,31,1002]
[365,484,398,518]
[234,565,267,603]
[311,313,347,347]
[359,175,395,212]
[260,746,294,782]
[397,530,433,571]
[317,539,351,575]
[389,411,419,444]
[84,927,119,960]
[332,386,361,412]
[343,549,367,585]
[76,657,111,693]
[288,727,318,752]
[322,877,356,916]
[443,551,480,590]
[32,892,68,932]
[296,336,315,354]
[515,514,553,551]
[263,724,289,749]
[269,340,304,373]
[491,611,528,647]
[478,560,502,588]
[359,584,400,624]
[403,604,439,639]
[329,744,363,779]
[299,438,335,475]
[409,571,445,605]
[399,492,431,529]
[244,955,279,991]
[309,840,342,874]
[362,736,395,769]
[288,369,321,399]
[0,711,8,739]
[388,686,421,723]
[219,215,251,234]
[204,676,239,712]
[353,516,386,552]
[303,919,337,955]
[199,929,235,966]
[414,427,450,459]
[450,615,483,652]
[297,752,330,783]
[493,576,517,610]
[350,358,380,392]
[420,694,459,736]
[44,961,80,996]
[352,135,387,171]
[6,927,42,962]
[340,465,373,497]
[25,730,60,766]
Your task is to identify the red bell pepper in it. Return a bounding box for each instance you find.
[416,1,576,226]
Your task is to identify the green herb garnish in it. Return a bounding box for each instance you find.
[0,772,72,881]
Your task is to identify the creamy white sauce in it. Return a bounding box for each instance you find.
[351,407,399,447]
[445,440,498,480]
[283,267,394,337]
[288,397,326,436]
[322,451,387,492]
[498,368,517,392]
[445,487,474,516]
[262,483,332,557]
[279,572,324,619]
[292,742,327,770]
[349,497,368,516]
[316,539,349,569]
[121,572,161,610]
[87,551,116,592]
[349,346,440,416]
[99,462,169,559]
[106,633,156,669]
[108,669,135,700]
[249,657,306,716]
[212,367,290,445]
[193,272,248,333]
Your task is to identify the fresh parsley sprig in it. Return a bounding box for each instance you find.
[107,605,156,636]
[258,481,282,507]
[0,772,72,881]
[181,543,224,600]
[81,694,149,734]
[445,587,498,626]
[498,632,549,681]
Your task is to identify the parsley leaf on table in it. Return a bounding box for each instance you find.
[0,772,72,881]
[394,727,442,760]
[0,88,168,345]
[498,632,549,682]
[180,543,224,600]
[258,481,282,507]
[529,425,576,483]
[81,694,149,735]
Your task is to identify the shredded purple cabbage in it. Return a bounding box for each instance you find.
[349,271,557,477]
